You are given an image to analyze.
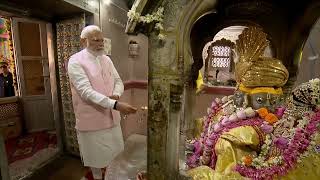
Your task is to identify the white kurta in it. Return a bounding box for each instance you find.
[68,49,124,109]
[77,123,124,168]
[68,49,124,168]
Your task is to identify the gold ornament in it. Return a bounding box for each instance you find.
[235,27,289,88]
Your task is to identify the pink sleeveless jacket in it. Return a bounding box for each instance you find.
[70,49,117,131]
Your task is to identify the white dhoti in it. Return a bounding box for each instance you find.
[77,124,124,168]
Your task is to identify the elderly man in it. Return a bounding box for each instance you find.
[68,25,137,180]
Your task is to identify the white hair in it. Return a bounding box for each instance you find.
[80,25,101,39]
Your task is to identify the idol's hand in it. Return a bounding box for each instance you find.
[115,102,137,114]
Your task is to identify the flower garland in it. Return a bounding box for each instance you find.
[235,109,320,180]
[309,78,320,106]
[186,117,265,168]
[186,78,320,179]
[186,96,316,169]
[187,95,268,168]
[127,7,165,40]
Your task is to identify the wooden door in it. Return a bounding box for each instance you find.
[12,18,54,132]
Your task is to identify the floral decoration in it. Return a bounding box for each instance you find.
[127,7,165,40]
[186,78,320,180]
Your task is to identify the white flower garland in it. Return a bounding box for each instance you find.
[310,78,320,106]
[248,134,283,168]
[127,7,165,40]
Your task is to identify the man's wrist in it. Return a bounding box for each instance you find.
[113,101,118,110]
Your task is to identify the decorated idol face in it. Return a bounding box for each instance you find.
[249,93,282,112]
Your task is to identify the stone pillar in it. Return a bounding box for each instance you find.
[148,78,186,180]
[146,0,214,179]
[166,83,183,178]
[147,29,184,179]
[148,77,170,180]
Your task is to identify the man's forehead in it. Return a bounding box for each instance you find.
[88,31,103,38]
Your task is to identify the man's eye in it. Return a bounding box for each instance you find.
[92,38,103,42]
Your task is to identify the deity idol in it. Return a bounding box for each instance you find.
[186,27,320,180]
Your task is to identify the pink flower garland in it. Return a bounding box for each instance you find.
[187,116,264,168]
[186,100,220,168]
[235,109,320,180]
[187,98,265,168]
[187,102,320,179]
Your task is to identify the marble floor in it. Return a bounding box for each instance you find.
[25,134,147,180]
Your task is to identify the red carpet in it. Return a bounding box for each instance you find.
[5,131,57,164]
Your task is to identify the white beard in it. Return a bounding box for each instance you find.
[95,50,105,56]
[87,48,104,57]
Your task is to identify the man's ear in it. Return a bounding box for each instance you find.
[80,38,87,48]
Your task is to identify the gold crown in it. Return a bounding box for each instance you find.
[235,27,289,88]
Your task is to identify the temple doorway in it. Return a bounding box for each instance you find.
[0,13,60,180]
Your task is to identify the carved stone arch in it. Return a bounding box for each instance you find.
[175,1,220,83]
[140,0,320,179]
[189,18,283,89]
[157,0,320,93]
[131,2,222,179]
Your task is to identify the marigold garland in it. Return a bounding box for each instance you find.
[257,108,269,118]
[265,113,279,124]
